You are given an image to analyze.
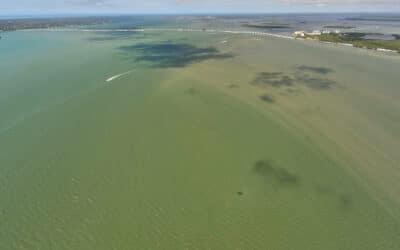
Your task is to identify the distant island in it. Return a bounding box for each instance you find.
[295,30,400,53]
[243,22,291,29]
[0,17,111,31]
[345,16,400,22]
[322,25,355,29]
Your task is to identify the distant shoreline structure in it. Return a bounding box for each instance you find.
[16,27,399,54]
[293,30,399,54]
[19,27,295,39]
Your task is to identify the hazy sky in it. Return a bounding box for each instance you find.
[2,0,400,14]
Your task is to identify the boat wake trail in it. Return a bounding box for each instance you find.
[106,70,134,82]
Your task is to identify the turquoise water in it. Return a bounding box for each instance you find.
[1,23,400,249]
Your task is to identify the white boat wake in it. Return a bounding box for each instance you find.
[106,70,134,82]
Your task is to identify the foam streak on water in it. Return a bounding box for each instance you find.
[106,70,134,82]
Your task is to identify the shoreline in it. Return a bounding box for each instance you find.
[15,27,399,55]
[295,37,399,54]
[18,27,294,39]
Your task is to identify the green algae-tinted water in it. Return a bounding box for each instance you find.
[1,25,400,249]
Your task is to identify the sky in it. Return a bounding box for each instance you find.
[1,0,400,14]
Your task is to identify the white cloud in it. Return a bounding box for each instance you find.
[280,0,400,5]
[64,0,114,7]
[3,0,400,13]
[175,0,399,8]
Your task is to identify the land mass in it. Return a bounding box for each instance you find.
[299,32,400,53]
[0,17,111,31]
[322,25,355,29]
[243,22,291,29]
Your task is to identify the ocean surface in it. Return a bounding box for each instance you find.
[1,15,400,249]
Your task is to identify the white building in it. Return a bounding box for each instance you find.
[294,31,305,37]
[307,30,322,36]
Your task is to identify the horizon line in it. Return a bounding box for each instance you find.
[2,10,400,18]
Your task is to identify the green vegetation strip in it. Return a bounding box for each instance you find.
[301,33,400,53]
